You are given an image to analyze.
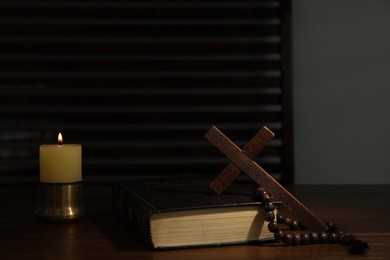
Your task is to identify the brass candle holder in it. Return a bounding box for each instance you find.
[35,182,86,222]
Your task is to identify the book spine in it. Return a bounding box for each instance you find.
[112,182,156,247]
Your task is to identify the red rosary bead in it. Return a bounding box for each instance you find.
[328,233,338,243]
[290,220,299,230]
[262,193,271,201]
[264,211,275,222]
[310,232,319,244]
[319,232,328,243]
[301,233,311,245]
[274,230,285,240]
[277,214,285,224]
[264,201,275,212]
[282,234,294,245]
[268,221,280,233]
[284,217,293,226]
[293,234,302,245]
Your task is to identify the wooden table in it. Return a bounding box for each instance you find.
[1,184,389,259]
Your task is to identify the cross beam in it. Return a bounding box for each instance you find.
[209,126,275,195]
[205,126,327,232]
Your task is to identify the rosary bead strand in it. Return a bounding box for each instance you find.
[254,186,369,254]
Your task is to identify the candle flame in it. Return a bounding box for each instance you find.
[58,132,63,145]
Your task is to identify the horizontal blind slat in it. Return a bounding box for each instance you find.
[0,42,281,55]
[0,0,291,183]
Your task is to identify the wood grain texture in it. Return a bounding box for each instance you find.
[209,126,275,195]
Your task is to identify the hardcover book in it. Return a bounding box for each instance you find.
[113,178,280,249]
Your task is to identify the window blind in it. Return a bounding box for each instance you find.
[0,0,293,183]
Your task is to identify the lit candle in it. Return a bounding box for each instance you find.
[39,133,82,183]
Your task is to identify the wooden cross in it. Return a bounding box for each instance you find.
[205,125,327,232]
[209,126,275,195]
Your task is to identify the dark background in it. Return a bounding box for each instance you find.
[0,0,293,184]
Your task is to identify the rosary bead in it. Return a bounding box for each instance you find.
[293,234,302,245]
[326,222,335,230]
[301,233,311,245]
[264,211,275,222]
[282,233,294,245]
[254,187,265,195]
[284,217,293,226]
[262,193,271,202]
[274,230,285,240]
[333,225,346,235]
[310,232,319,244]
[348,240,369,254]
[326,222,346,234]
[253,187,266,200]
[328,232,338,243]
[290,220,299,230]
[276,214,285,224]
[264,201,276,212]
[268,221,280,233]
[319,232,329,243]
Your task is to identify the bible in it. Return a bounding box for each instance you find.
[113,178,280,249]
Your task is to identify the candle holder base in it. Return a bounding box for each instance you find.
[35,182,86,222]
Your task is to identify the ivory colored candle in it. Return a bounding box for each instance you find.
[39,133,82,183]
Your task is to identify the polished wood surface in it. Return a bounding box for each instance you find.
[1,184,389,259]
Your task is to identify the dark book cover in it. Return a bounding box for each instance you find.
[113,178,279,249]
